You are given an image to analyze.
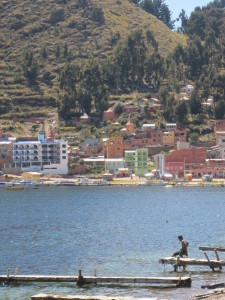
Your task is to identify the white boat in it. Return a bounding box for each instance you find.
[53,180,77,186]
[145,179,168,186]
[0,182,6,188]
[87,179,109,186]
[5,182,24,190]
[77,176,89,185]
[20,180,38,189]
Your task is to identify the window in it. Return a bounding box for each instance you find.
[62,150,66,154]
[62,144,66,148]
[117,148,120,150]
[62,156,66,159]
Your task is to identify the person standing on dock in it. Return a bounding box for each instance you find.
[172,235,189,257]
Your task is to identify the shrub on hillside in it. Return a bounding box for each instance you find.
[50,8,65,25]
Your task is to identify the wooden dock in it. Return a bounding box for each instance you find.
[159,256,225,271]
[31,296,168,300]
[0,269,191,287]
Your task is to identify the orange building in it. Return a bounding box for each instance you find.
[103,137,123,158]
[126,120,135,134]
[103,109,117,121]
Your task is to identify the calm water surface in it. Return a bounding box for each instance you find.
[1,185,225,300]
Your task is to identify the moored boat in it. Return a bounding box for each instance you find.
[145,179,168,186]
[20,180,38,189]
[0,182,6,188]
[54,180,77,186]
[5,182,24,190]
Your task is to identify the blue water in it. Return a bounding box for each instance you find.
[1,185,225,300]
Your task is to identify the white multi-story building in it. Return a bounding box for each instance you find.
[12,132,68,175]
[105,158,125,175]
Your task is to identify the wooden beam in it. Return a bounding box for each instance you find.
[204,252,214,271]
[159,256,225,269]
[199,246,225,252]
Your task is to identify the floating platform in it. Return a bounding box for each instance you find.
[0,269,191,287]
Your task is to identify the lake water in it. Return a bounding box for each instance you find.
[1,185,225,300]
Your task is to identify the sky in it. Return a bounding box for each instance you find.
[166,0,211,20]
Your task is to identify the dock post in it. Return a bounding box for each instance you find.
[174,256,180,272]
[215,249,222,270]
[94,269,97,277]
[76,270,84,287]
[204,252,214,271]
[6,268,10,285]
[15,268,19,275]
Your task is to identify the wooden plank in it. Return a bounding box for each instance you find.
[199,246,225,252]
[159,256,225,267]
[201,282,225,289]
[193,288,225,299]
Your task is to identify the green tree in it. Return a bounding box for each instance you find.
[40,46,48,60]
[189,132,200,146]
[189,89,202,115]
[23,50,39,83]
[158,86,169,113]
[176,101,188,126]
[215,101,225,119]
[140,0,174,29]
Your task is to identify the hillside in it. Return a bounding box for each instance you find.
[0,0,186,134]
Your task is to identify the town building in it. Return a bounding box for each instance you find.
[177,141,190,150]
[125,148,148,176]
[125,150,135,172]
[12,132,68,174]
[166,123,177,131]
[165,148,206,177]
[105,158,125,175]
[126,120,135,134]
[142,124,156,131]
[103,137,123,158]
[103,109,117,121]
[0,140,13,169]
[181,84,194,95]
[134,148,148,176]
[163,131,175,147]
[154,154,165,176]
[174,129,187,143]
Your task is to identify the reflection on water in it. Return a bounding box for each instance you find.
[1,186,225,299]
